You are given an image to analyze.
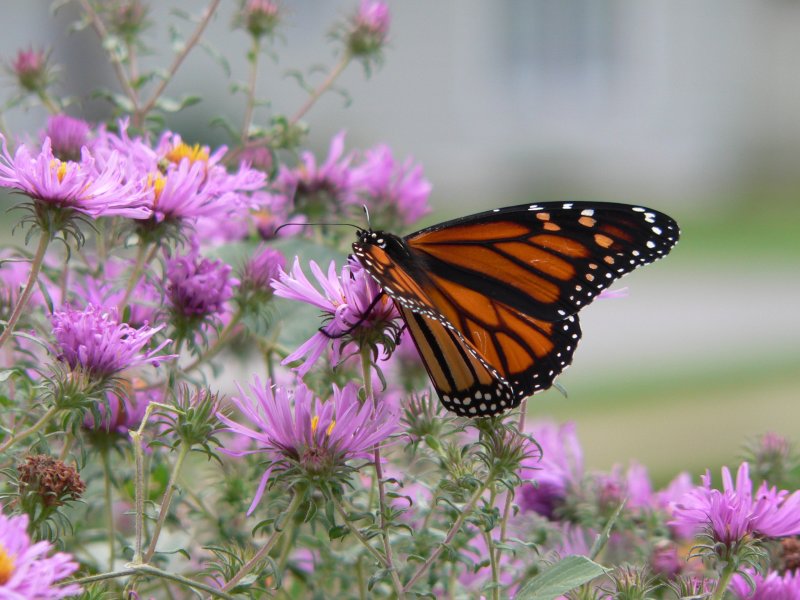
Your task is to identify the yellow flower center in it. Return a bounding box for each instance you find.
[310,415,319,434]
[147,173,166,206]
[50,159,69,183]
[0,545,15,585]
[326,420,336,436]
[165,141,209,165]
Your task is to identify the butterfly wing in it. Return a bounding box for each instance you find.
[352,201,678,416]
[404,201,679,321]
[397,303,581,415]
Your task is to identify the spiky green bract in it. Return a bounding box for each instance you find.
[472,417,539,494]
[602,564,660,600]
[155,386,224,459]
[401,392,449,449]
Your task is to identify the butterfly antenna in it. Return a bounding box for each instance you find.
[362,204,372,230]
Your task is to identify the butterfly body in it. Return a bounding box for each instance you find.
[352,202,679,418]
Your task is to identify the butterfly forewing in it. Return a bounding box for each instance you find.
[352,201,679,417]
[405,202,679,320]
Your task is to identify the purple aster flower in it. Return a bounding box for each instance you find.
[44,114,91,161]
[346,1,390,59]
[649,540,684,578]
[730,569,800,600]
[157,133,265,212]
[671,462,800,546]
[239,0,281,38]
[518,421,584,519]
[218,378,398,514]
[271,257,400,376]
[0,137,151,220]
[51,304,174,379]
[276,131,357,217]
[9,47,51,93]
[241,245,286,293]
[350,144,431,229]
[0,508,81,598]
[165,245,238,320]
[592,462,653,514]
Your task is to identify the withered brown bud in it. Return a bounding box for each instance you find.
[17,454,86,508]
[781,537,800,573]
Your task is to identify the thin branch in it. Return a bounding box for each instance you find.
[77,0,140,109]
[288,53,351,126]
[402,480,490,593]
[218,490,304,593]
[0,232,50,351]
[136,0,222,126]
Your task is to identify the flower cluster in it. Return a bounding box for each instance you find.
[274,130,431,231]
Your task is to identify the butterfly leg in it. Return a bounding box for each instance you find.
[318,291,387,339]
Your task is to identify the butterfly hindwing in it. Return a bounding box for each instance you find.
[398,305,517,417]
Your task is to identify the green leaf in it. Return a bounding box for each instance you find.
[516,555,609,600]
[328,524,349,540]
[590,498,626,560]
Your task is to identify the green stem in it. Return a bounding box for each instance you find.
[0,405,59,453]
[130,427,146,564]
[289,53,351,126]
[330,495,388,567]
[241,36,262,144]
[37,90,61,114]
[360,350,405,599]
[484,528,500,600]
[711,561,737,600]
[219,490,304,593]
[120,241,156,314]
[403,478,491,593]
[144,442,191,562]
[101,449,117,570]
[183,310,243,373]
[67,565,236,599]
[497,400,527,556]
[0,232,50,351]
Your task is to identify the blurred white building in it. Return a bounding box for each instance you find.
[4,1,800,213]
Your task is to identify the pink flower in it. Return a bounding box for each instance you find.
[730,569,800,599]
[0,508,81,598]
[271,257,399,376]
[165,245,238,320]
[43,114,91,161]
[671,462,800,545]
[518,421,584,519]
[218,379,398,514]
[350,144,431,229]
[51,304,174,379]
[276,131,357,215]
[10,47,50,92]
[0,137,151,219]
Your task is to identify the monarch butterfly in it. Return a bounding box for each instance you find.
[351,201,679,418]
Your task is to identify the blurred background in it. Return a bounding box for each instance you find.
[1,1,798,485]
